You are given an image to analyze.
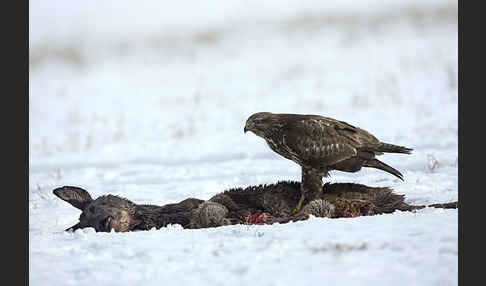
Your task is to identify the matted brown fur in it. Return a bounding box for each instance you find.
[53,181,457,232]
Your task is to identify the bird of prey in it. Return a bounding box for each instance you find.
[244,112,412,213]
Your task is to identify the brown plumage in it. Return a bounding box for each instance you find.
[244,112,413,213]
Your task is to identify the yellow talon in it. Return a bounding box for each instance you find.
[292,194,306,214]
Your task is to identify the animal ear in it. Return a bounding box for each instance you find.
[53,186,94,210]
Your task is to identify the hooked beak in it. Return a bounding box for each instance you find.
[244,126,248,133]
[244,122,250,133]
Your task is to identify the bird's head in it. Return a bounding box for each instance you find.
[244,112,275,137]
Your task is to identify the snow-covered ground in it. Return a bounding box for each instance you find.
[29,1,458,285]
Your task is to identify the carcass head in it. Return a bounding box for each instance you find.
[53,186,141,232]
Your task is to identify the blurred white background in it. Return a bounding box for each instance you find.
[29,1,458,285]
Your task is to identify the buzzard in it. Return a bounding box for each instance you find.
[244,112,412,213]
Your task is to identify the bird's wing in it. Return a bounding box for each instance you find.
[326,117,384,154]
[281,117,360,166]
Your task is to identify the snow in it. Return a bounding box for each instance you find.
[29,0,458,285]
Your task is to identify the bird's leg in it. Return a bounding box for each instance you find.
[293,193,306,215]
[293,167,323,214]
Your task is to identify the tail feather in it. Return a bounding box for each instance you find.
[376,143,413,154]
[364,159,404,181]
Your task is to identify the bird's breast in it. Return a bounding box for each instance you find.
[265,136,304,165]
